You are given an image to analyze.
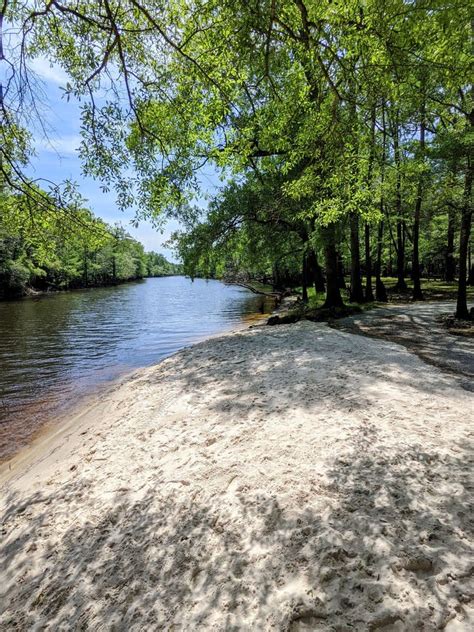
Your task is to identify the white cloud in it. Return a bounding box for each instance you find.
[35,134,82,157]
[29,57,69,85]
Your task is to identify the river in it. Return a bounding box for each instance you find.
[0,276,274,460]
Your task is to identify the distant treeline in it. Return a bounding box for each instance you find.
[0,190,182,299]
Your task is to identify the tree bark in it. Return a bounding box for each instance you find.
[301,253,309,302]
[468,244,474,285]
[445,204,456,281]
[349,213,364,302]
[364,103,376,302]
[412,98,425,301]
[337,252,346,288]
[395,197,407,290]
[375,221,388,301]
[307,248,325,293]
[392,113,408,291]
[323,225,344,308]
[375,103,388,301]
[456,150,473,319]
[0,10,5,112]
[364,223,374,301]
[347,82,364,304]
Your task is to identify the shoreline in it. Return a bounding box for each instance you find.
[4,298,469,483]
[0,274,184,303]
[0,310,269,482]
[0,368,139,485]
[0,315,270,490]
[0,275,273,466]
[1,274,282,304]
[1,306,472,629]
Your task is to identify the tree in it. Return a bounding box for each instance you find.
[0,188,163,297]
[0,0,471,315]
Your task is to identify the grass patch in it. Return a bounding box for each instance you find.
[296,278,473,303]
[294,286,379,310]
[381,277,474,300]
[268,287,366,326]
[273,277,473,327]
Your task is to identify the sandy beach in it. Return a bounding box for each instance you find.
[1,313,473,630]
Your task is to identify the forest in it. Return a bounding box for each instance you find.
[0,189,181,298]
[1,1,472,317]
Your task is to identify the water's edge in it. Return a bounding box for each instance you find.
[0,277,274,462]
[0,315,270,477]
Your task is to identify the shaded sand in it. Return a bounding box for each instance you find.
[333,301,474,384]
[1,321,473,630]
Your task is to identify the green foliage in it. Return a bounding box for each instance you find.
[0,190,177,298]
[172,175,305,286]
[2,1,473,307]
[145,251,183,277]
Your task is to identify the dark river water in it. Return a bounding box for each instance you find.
[0,276,273,460]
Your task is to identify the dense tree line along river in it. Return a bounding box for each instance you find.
[0,276,272,461]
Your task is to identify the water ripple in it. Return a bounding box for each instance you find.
[0,277,273,460]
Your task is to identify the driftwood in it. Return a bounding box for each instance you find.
[225,280,291,301]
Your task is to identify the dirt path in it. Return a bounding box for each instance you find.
[1,319,473,630]
[333,301,474,387]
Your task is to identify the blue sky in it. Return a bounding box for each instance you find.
[24,58,220,262]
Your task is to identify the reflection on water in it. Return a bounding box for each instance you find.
[0,276,273,460]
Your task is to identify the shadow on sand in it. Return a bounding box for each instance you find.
[2,428,472,630]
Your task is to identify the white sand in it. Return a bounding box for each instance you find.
[1,321,473,630]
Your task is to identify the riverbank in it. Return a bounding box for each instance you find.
[0,274,186,302]
[1,309,472,630]
[0,276,271,462]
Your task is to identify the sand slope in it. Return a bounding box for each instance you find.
[1,321,473,630]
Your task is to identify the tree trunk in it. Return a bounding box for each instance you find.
[456,149,473,319]
[375,103,388,302]
[375,221,387,301]
[307,248,325,293]
[0,10,5,113]
[349,213,364,302]
[395,229,406,289]
[302,254,308,302]
[337,252,346,288]
[364,103,376,302]
[315,260,326,293]
[468,245,474,285]
[445,205,456,281]
[392,112,407,291]
[412,97,425,301]
[323,226,344,308]
[347,86,364,304]
[388,238,393,276]
[412,211,423,300]
[395,206,407,289]
[364,223,374,301]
